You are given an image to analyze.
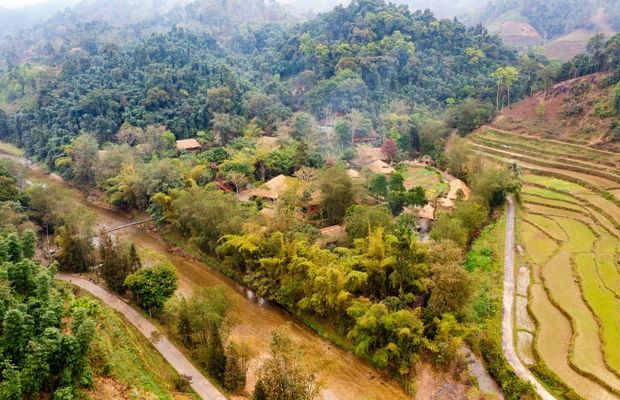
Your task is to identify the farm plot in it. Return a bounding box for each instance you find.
[574,253,620,377]
[522,186,585,204]
[519,220,558,265]
[472,128,620,167]
[521,194,585,213]
[401,166,446,199]
[474,128,620,398]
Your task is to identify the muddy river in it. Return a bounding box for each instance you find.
[2,151,415,400]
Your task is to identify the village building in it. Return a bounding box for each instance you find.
[367,159,395,175]
[418,155,435,167]
[438,178,471,211]
[319,225,346,245]
[347,169,360,180]
[238,174,322,214]
[352,145,389,168]
[175,138,202,152]
[352,130,380,146]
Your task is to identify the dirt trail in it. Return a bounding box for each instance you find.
[57,274,226,400]
[502,197,556,400]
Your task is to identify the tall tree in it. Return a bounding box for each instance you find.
[318,166,354,225]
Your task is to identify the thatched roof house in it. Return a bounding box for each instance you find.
[250,174,292,201]
[347,169,360,180]
[419,204,435,220]
[319,225,346,244]
[352,130,380,145]
[353,145,388,167]
[438,178,472,210]
[176,138,202,152]
[447,179,471,201]
[367,160,395,175]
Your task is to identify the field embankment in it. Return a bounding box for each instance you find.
[471,122,620,399]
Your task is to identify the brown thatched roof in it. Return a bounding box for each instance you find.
[353,145,387,167]
[176,138,202,151]
[447,179,471,201]
[347,169,360,179]
[320,225,346,244]
[250,174,292,200]
[367,160,395,175]
[419,204,435,220]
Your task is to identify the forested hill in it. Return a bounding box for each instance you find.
[0,0,292,68]
[0,0,553,167]
[251,1,542,115]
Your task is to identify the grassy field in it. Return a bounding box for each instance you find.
[473,126,620,399]
[0,140,24,157]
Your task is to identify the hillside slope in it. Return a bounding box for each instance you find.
[469,73,620,400]
[489,73,620,152]
[471,0,619,59]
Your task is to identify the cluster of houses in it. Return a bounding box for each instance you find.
[175,137,471,244]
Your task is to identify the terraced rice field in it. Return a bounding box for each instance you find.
[472,127,620,399]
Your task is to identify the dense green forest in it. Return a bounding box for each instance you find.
[0,0,555,169]
[0,162,96,400]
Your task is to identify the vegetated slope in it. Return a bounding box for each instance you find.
[471,0,619,59]
[0,1,544,168]
[0,0,291,68]
[77,291,200,400]
[489,72,620,152]
[253,1,524,112]
[470,85,620,397]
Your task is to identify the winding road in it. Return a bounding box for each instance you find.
[502,197,556,400]
[56,274,227,400]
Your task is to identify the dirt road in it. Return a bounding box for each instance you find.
[56,274,227,400]
[502,197,556,400]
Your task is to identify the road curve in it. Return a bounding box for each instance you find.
[56,274,227,400]
[502,197,556,400]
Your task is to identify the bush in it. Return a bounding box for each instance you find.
[224,344,247,393]
[124,264,177,315]
[535,100,546,117]
[559,103,584,118]
[478,338,535,400]
[613,82,620,116]
[175,375,193,392]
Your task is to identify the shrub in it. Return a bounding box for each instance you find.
[535,100,546,117]
[175,375,193,392]
[478,338,536,400]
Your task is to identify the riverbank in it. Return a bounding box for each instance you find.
[0,144,502,400]
[0,147,415,400]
